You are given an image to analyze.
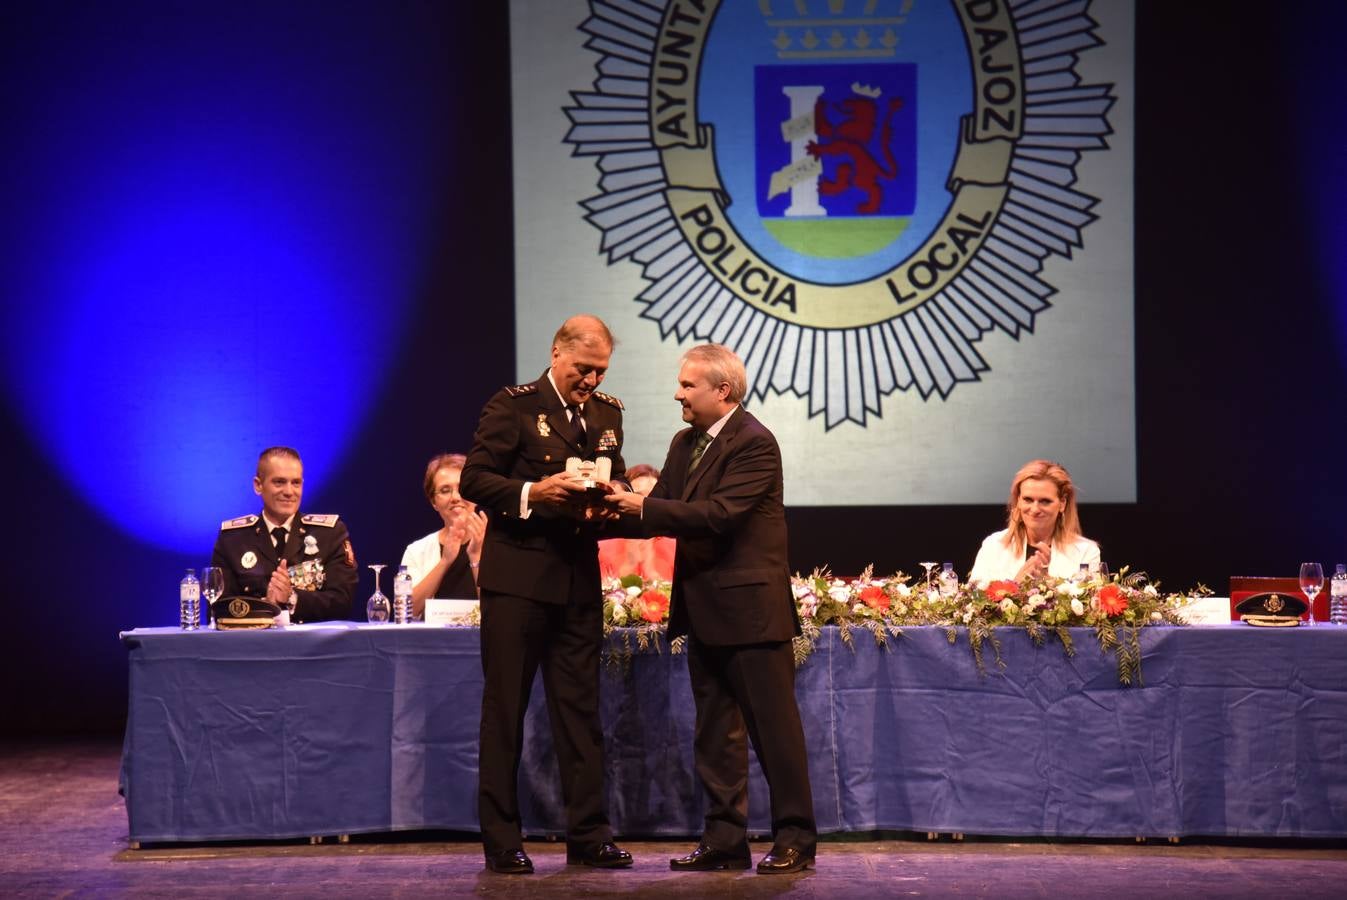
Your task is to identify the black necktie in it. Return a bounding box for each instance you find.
[272,526,288,559]
[687,431,711,475]
[568,404,587,447]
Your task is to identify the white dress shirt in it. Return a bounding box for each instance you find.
[519,369,585,519]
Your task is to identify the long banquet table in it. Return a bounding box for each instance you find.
[119,623,1347,843]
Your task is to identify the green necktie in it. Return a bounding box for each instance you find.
[687,431,712,475]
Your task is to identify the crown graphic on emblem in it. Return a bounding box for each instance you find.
[760,0,912,59]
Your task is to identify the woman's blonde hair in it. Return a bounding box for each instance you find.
[1002,459,1082,554]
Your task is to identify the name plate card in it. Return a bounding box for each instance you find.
[424,598,479,626]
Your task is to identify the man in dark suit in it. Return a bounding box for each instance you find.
[459,315,633,875]
[604,343,817,874]
[211,446,357,623]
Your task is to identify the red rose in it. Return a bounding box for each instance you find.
[986,580,1019,601]
[859,585,890,611]
[639,590,670,623]
[1097,583,1127,616]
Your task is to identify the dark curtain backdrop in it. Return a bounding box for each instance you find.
[2,2,1344,736]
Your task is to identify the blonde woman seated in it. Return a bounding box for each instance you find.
[597,464,674,581]
[969,459,1100,586]
[401,453,488,618]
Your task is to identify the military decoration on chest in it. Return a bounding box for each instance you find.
[596,428,619,453]
[290,559,326,591]
[537,414,551,437]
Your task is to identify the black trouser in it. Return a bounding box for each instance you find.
[477,586,610,855]
[687,634,817,854]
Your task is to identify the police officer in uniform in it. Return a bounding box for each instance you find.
[460,315,632,874]
[211,446,358,622]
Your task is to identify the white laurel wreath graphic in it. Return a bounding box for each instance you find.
[564,0,1115,428]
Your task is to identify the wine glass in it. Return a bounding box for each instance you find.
[919,561,938,587]
[367,564,390,623]
[1300,562,1324,626]
[200,567,224,629]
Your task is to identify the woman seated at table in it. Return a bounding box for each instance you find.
[401,452,488,619]
[969,459,1100,586]
[598,464,674,581]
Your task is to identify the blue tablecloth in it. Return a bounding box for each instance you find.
[119,623,1347,843]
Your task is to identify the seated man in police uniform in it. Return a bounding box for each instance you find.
[211,446,358,622]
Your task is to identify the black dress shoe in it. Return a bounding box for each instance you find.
[756,846,814,874]
[669,842,752,871]
[484,848,533,874]
[566,840,633,868]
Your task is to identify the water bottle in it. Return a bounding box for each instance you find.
[179,569,200,631]
[938,561,959,597]
[1330,564,1347,625]
[393,565,413,624]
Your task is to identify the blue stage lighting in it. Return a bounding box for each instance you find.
[3,3,448,554]
[1287,4,1347,347]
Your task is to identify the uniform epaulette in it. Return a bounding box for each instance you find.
[301,513,340,527]
[221,514,258,530]
[504,383,538,397]
[591,390,623,410]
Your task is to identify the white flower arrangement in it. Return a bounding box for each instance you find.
[591,567,1207,685]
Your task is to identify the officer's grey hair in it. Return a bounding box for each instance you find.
[681,344,747,404]
[256,446,302,477]
[552,315,616,353]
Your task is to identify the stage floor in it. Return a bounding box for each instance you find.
[4,738,1347,898]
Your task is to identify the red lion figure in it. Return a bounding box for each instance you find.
[807,94,905,214]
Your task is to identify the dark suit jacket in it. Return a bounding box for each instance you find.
[210,512,357,622]
[460,372,626,604]
[640,406,800,646]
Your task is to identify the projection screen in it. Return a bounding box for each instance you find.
[510,0,1135,504]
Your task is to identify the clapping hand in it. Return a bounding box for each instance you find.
[442,511,469,563]
[267,561,293,605]
[463,507,488,556]
[1017,542,1052,580]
